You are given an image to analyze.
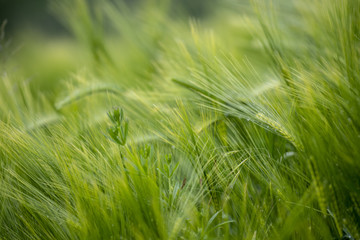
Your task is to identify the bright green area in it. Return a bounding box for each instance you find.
[1,0,359,239]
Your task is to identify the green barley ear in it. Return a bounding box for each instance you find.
[255,113,304,151]
[107,107,128,145]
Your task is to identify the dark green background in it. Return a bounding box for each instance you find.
[0,0,217,35]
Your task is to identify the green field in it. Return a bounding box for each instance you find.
[1,0,359,239]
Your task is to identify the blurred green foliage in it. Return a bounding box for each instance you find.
[0,0,359,239]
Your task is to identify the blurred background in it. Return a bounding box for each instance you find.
[0,0,219,35]
[0,0,230,97]
[0,0,66,35]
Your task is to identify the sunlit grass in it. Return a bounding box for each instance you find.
[1,0,359,239]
